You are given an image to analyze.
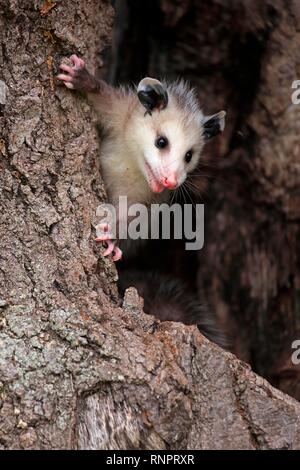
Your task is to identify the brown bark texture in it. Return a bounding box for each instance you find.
[0,0,300,450]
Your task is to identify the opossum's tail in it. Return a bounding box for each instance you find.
[118,270,228,348]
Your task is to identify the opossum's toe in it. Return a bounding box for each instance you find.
[64,82,74,89]
[103,240,115,256]
[59,64,74,75]
[95,223,113,242]
[95,234,113,242]
[112,246,123,261]
[99,239,123,262]
[70,54,85,69]
[98,222,110,233]
[57,72,75,89]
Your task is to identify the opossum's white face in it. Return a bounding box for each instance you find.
[132,110,205,193]
[131,78,226,194]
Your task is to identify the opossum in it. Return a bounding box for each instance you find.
[118,270,227,348]
[58,55,226,345]
[57,54,226,261]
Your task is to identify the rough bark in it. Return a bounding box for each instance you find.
[110,0,300,401]
[1,0,300,450]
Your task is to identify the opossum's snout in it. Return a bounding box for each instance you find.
[143,156,182,193]
[162,173,178,190]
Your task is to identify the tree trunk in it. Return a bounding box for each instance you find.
[1,0,300,450]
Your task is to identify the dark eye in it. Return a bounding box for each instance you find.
[185,150,193,163]
[155,136,168,149]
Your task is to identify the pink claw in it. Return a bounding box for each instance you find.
[98,222,110,233]
[101,240,123,262]
[70,54,85,69]
[95,234,113,242]
[95,223,113,242]
[57,72,74,89]
[59,63,74,75]
[112,246,123,261]
[57,73,73,82]
[103,240,115,256]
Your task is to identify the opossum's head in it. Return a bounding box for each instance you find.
[131,78,226,193]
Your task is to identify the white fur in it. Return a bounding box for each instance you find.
[97,80,206,209]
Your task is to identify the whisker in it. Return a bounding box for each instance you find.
[179,185,187,206]
[184,183,203,205]
[184,179,211,202]
[182,182,197,209]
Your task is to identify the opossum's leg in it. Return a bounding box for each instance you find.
[95,223,123,262]
[57,54,103,93]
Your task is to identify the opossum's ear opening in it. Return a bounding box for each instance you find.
[137,77,168,114]
[202,111,226,140]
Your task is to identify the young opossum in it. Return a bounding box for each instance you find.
[58,54,226,261]
[118,270,227,347]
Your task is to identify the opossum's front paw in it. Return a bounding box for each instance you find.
[95,224,123,262]
[57,54,85,90]
[96,238,123,262]
[57,54,100,92]
[103,240,122,262]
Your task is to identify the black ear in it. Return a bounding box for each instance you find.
[202,111,226,140]
[137,77,168,114]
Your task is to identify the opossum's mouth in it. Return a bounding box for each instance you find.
[144,160,165,193]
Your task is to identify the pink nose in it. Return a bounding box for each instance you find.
[163,174,178,189]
